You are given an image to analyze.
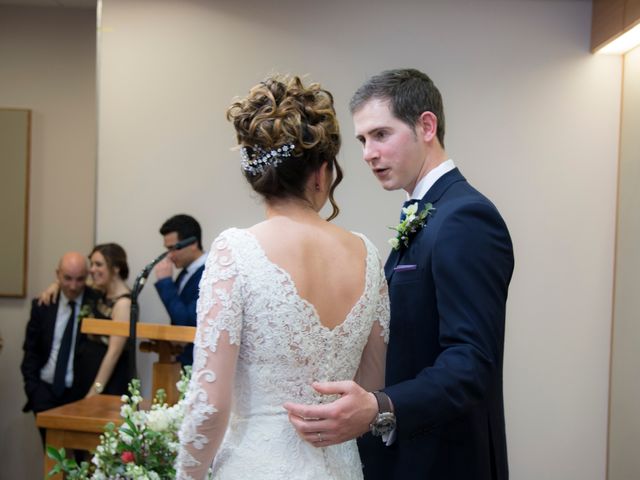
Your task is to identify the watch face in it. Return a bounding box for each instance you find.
[371,412,396,436]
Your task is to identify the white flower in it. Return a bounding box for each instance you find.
[147,409,171,432]
[388,202,435,251]
[119,428,134,445]
[107,436,118,452]
[403,203,418,217]
[121,403,134,418]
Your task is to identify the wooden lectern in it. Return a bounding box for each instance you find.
[81,318,195,404]
[36,318,195,478]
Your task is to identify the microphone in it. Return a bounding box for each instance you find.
[136,236,197,288]
[128,235,198,379]
[173,236,197,251]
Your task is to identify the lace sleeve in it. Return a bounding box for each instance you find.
[176,234,243,480]
[355,254,390,391]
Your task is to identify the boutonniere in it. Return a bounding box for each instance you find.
[388,202,435,251]
[77,304,93,324]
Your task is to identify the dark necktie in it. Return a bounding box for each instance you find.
[400,199,417,222]
[175,269,187,290]
[52,300,76,397]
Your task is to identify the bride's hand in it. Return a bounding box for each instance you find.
[37,281,60,306]
[283,380,378,447]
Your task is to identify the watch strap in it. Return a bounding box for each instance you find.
[372,391,392,414]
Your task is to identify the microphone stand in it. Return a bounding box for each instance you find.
[127,236,197,381]
[128,250,170,380]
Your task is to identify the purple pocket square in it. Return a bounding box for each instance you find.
[394,264,417,272]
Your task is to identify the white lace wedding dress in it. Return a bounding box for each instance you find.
[175,228,390,480]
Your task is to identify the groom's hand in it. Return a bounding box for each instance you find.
[283,380,378,448]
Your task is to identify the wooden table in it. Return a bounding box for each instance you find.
[36,394,149,479]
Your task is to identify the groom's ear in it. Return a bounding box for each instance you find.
[416,111,438,144]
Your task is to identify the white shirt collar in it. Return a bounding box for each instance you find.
[178,252,208,294]
[60,290,84,310]
[185,252,207,275]
[408,159,456,200]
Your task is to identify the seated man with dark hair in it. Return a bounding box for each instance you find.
[154,214,206,366]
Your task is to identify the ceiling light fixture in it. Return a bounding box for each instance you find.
[595,23,640,55]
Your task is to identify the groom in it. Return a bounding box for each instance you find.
[285,69,514,479]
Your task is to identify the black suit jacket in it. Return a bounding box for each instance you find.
[359,169,514,480]
[21,287,101,413]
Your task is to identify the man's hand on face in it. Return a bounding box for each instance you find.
[154,257,174,280]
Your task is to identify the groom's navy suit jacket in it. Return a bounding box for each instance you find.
[359,168,514,480]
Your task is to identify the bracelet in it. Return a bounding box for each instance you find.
[93,381,104,394]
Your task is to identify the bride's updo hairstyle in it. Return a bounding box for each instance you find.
[226,74,343,220]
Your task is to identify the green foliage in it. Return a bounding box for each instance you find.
[388,202,435,250]
[46,368,192,480]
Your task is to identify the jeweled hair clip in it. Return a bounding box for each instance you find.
[240,143,296,175]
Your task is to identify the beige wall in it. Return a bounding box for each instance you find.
[608,44,640,480]
[97,1,619,479]
[0,6,96,479]
[0,1,627,479]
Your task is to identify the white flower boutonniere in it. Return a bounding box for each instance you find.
[388,202,435,251]
[77,304,93,324]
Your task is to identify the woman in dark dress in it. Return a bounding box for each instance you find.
[79,243,131,396]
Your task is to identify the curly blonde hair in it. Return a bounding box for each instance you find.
[227,74,343,220]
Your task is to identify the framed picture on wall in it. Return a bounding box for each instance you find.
[0,108,31,298]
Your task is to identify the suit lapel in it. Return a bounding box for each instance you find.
[409,168,466,241]
[385,168,466,281]
[421,167,465,206]
[43,294,62,353]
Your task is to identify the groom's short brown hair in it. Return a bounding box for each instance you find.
[349,68,446,147]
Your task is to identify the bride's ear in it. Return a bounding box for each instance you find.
[314,162,331,192]
[306,163,330,210]
[310,166,321,193]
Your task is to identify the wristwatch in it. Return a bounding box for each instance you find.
[369,391,396,437]
[93,382,104,394]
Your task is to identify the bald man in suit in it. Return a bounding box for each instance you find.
[21,252,101,445]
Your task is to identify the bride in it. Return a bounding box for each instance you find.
[175,75,390,480]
